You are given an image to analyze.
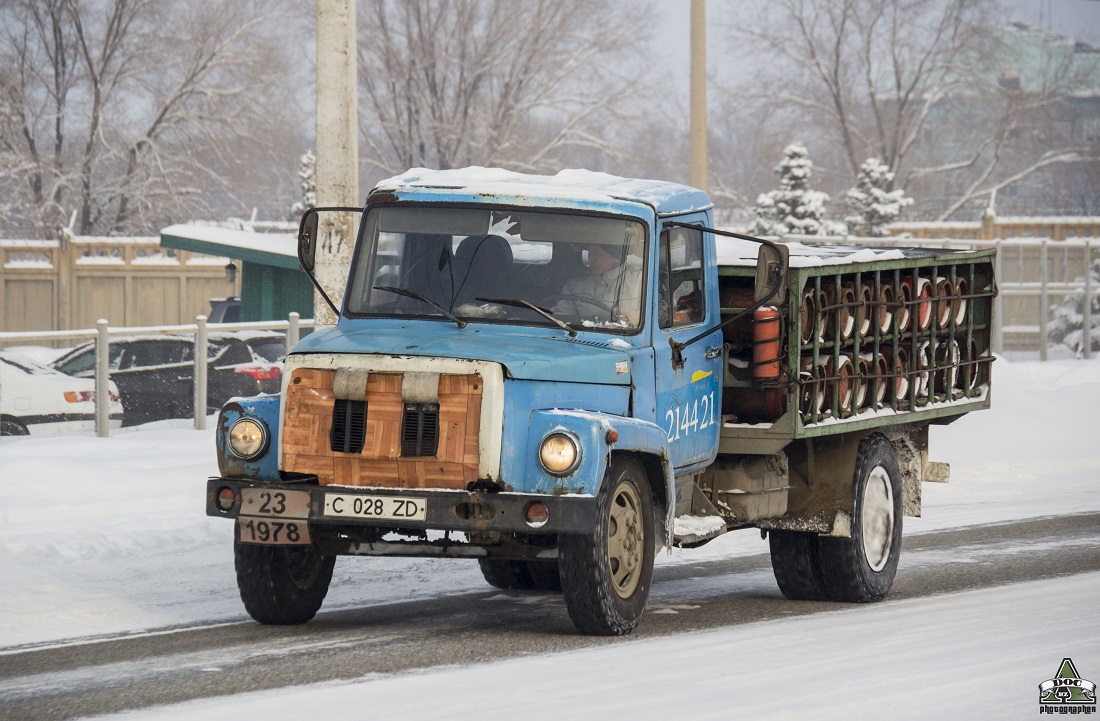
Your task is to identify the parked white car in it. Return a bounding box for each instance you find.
[0,354,124,436]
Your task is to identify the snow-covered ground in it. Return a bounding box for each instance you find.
[1,357,1098,718]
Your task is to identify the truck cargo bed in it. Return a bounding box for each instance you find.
[715,241,996,454]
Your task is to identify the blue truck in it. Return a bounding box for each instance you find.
[206,168,995,635]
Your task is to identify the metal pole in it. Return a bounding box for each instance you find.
[1085,240,1093,360]
[993,242,1004,355]
[690,0,708,191]
[1039,239,1049,361]
[95,319,110,437]
[288,312,300,352]
[315,0,359,328]
[194,315,208,430]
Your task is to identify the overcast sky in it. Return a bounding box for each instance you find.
[646,0,1100,117]
[1011,0,1100,39]
[657,0,1100,91]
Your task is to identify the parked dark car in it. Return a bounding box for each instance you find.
[208,297,241,323]
[50,333,284,426]
[216,331,288,364]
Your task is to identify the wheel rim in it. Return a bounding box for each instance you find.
[607,481,644,599]
[861,465,895,572]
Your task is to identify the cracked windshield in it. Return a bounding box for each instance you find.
[347,206,647,333]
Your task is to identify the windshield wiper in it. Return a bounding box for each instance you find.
[373,285,467,328]
[476,296,577,337]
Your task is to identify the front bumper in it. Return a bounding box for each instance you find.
[205,477,597,536]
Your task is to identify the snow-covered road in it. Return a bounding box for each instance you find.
[92,571,1100,721]
[0,357,1097,719]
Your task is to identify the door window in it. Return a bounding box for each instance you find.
[659,226,705,328]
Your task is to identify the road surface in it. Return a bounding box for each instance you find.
[2,512,1097,721]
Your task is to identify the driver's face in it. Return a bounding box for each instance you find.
[584,243,618,275]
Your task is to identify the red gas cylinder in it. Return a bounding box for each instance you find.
[752,306,782,380]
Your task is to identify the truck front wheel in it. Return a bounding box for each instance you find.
[234,537,335,624]
[817,434,903,602]
[559,456,654,635]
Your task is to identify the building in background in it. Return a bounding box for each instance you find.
[908,22,1100,219]
[160,223,313,323]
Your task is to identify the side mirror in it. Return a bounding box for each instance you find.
[755,243,789,303]
[297,209,320,273]
[296,205,364,317]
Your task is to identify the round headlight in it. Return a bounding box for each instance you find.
[228,418,268,459]
[539,433,580,476]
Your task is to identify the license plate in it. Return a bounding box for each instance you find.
[240,488,311,518]
[237,517,312,545]
[323,493,427,522]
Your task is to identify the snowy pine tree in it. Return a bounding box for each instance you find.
[750,143,843,236]
[844,158,913,237]
[1048,257,1100,357]
[290,150,317,218]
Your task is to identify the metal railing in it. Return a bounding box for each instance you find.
[0,312,312,437]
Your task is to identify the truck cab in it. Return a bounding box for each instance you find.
[207,168,993,636]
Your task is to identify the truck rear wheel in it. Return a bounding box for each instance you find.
[768,530,828,600]
[477,559,536,590]
[525,559,562,591]
[234,537,335,624]
[817,434,902,602]
[559,456,654,635]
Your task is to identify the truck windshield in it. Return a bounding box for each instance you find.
[346,206,647,333]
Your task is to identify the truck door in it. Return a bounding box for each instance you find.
[653,220,723,469]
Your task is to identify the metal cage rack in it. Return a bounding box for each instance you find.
[717,247,997,455]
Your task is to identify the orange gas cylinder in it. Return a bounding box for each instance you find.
[752,306,782,380]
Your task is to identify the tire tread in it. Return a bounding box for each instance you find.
[234,538,335,625]
[816,434,902,602]
[559,456,654,636]
[769,530,829,600]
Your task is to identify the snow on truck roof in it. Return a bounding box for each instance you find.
[374,167,714,215]
[375,168,977,268]
[717,237,909,268]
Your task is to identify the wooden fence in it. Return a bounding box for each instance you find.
[5,213,1099,353]
[0,233,240,333]
[889,213,1100,353]
[891,212,1100,242]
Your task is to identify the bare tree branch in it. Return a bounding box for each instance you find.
[0,0,304,237]
[357,0,651,175]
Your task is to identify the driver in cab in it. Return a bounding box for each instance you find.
[553,242,643,327]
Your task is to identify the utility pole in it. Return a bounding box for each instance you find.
[690,0,708,191]
[314,0,359,327]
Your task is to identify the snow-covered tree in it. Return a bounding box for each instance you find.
[290,151,316,218]
[750,143,843,236]
[845,158,913,237]
[1049,257,1100,357]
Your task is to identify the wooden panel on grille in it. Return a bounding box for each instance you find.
[282,368,337,484]
[282,369,483,490]
[364,373,402,459]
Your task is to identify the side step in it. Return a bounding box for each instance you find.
[672,515,728,548]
